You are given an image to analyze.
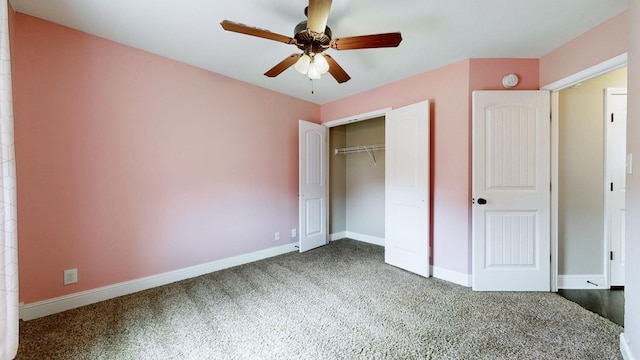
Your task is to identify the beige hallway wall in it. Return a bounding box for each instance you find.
[558,66,627,276]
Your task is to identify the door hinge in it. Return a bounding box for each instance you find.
[611,113,614,123]
[610,251,614,261]
[611,182,614,192]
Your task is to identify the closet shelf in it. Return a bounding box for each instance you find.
[334,144,385,155]
[334,144,385,165]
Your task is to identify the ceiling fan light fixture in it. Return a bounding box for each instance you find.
[314,53,329,74]
[295,54,311,74]
[307,62,321,79]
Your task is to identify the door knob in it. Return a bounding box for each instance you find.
[477,198,487,205]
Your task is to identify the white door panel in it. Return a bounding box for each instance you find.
[472,91,551,291]
[605,88,627,287]
[299,120,328,252]
[385,101,430,277]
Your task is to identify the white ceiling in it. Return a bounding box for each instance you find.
[10,0,627,104]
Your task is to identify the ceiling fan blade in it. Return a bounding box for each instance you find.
[221,20,295,44]
[324,54,351,83]
[264,54,303,77]
[331,32,402,50]
[307,0,332,33]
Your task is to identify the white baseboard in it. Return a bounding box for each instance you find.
[431,265,472,287]
[20,242,298,321]
[621,333,636,360]
[330,231,348,242]
[346,232,384,246]
[557,274,607,289]
[330,231,385,246]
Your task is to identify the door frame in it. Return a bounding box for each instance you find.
[314,108,392,243]
[542,52,628,291]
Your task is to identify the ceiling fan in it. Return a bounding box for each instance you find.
[220,0,402,83]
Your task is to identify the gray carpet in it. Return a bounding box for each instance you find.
[16,239,623,359]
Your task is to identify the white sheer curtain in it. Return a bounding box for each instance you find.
[0,0,18,359]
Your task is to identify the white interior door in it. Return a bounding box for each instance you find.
[472,91,551,291]
[299,120,328,252]
[385,101,430,277]
[605,88,627,287]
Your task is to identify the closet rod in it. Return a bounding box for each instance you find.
[334,144,385,155]
[334,144,385,166]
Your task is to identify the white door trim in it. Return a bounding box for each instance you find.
[544,53,628,292]
[550,92,560,292]
[323,108,392,128]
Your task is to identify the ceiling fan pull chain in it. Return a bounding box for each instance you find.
[311,78,314,94]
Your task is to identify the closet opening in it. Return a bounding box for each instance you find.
[304,101,428,275]
[329,116,386,246]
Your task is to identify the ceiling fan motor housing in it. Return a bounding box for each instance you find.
[294,21,332,54]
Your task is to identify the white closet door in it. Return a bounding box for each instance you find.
[299,120,328,252]
[384,101,430,277]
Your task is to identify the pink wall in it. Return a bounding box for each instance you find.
[12,14,320,303]
[321,58,539,275]
[539,12,628,86]
[469,59,539,91]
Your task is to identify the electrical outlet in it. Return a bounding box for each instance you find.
[64,268,78,285]
[275,232,280,241]
[292,228,297,238]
